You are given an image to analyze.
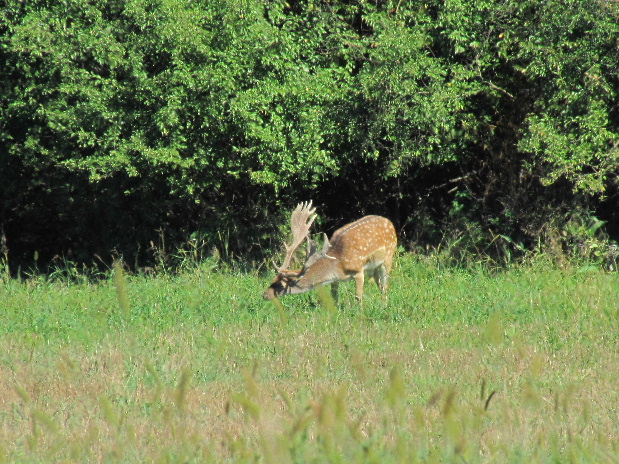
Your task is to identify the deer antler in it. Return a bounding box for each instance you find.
[275,201,317,272]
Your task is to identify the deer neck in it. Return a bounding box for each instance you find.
[295,254,345,289]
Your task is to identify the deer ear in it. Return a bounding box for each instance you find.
[306,237,319,257]
[321,233,330,253]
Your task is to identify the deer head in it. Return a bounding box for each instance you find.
[263,201,317,300]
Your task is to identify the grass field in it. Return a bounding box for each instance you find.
[1,256,618,463]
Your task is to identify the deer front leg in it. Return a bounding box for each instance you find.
[330,281,340,303]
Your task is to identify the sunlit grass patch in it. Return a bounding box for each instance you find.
[1,257,618,462]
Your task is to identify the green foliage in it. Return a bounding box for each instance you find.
[516,1,619,193]
[1,0,618,267]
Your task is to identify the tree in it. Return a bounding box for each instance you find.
[1,0,618,270]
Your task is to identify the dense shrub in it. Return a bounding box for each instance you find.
[1,0,618,269]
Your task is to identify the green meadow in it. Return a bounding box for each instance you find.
[1,256,618,463]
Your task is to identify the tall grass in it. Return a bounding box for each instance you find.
[1,256,618,462]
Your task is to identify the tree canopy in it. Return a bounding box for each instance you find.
[1,0,618,270]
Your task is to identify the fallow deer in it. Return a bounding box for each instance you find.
[263,201,397,303]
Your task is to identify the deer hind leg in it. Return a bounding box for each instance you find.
[373,264,389,296]
[378,245,396,299]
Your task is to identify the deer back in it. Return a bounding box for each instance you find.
[326,215,397,271]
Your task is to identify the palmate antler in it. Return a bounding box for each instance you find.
[275,201,317,272]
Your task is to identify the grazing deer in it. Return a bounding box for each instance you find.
[263,201,397,303]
